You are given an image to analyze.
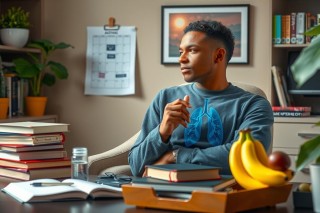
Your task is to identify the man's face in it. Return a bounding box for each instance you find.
[179,31,218,83]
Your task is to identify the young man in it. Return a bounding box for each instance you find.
[128,20,273,176]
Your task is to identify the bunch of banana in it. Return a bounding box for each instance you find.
[229,129,294,190]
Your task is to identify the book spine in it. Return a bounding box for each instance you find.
[274,15,282,44]
[305,12,311,43]
[290,12,297,44]
[5,75,12,117]
[296,12,305,44]
[281,15,286,44]
[273,111,310,117]
[271,66,287,107]
[11,76,19,117]
[272,106,311,112]
[284,15,291,44]
[318,14,320,25]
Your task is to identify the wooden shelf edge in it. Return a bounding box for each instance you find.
[0,45,41,54]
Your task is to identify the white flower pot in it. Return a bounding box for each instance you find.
[310,164,320,212]
[0,28,29,48]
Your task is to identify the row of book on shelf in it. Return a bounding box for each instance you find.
[273,12,320,45]
[0,58,29,117]
[271,66,311,117]
[0,121,71,181]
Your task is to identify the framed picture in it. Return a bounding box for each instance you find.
[161,5,250,64]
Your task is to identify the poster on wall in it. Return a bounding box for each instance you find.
[85,26,136,96]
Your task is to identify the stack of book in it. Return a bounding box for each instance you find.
[0,121,71,180]
[131,163,236,198]
[272,106,312,117]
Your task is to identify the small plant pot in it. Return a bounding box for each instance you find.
[0,98,9,119]
[25,96,47,116]
[0,28,29,48]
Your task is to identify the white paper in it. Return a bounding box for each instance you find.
[85,26,136,96]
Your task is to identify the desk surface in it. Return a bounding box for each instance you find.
[0,177,313,213]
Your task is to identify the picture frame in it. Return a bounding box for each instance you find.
[161,5,250,64]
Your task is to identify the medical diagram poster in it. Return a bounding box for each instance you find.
[85,26,136,95]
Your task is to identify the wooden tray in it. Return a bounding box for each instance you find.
[122,183,292,213]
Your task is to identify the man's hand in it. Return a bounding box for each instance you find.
[159,95,191,142]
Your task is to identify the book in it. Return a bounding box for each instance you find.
[272,106,311,112]
[0,157,71,169]
[0,132,65,145]
[296,12,305,44]
[0,149,67,161]
[273,111,311,117]
[144,163,221,182]
[273,15,282,44]
[0,143,64,152]
[0,121,69,134]
[132,175,235,193]
[1,178,123,202]
[290,12,297,44]
[271,66,288,107]
[0,166,71,180]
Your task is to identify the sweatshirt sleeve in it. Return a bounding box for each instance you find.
[128,91,172,176]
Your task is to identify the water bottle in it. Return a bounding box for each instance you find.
[71,147,88,181]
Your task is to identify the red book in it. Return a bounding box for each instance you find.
[272,106,311,112]
[0,157,71,169]
[0,166,71,180]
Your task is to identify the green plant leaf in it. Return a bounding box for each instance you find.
[305,25,320,36]
[13,58,39,78]
[42,73,55,86]
[48,61,68,79]
[290,36,320,87]
[296,135,320,171]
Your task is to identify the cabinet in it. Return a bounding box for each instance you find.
[273,116,320,183]
[272,0,320,183]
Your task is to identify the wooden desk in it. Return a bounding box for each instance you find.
[0,179,313,213]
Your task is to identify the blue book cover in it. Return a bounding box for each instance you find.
[274,15,282,44]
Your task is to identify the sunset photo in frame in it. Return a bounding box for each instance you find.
[161,5,250,64]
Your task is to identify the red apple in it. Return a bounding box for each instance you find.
[268,151,291,171]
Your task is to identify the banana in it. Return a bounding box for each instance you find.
[283,169,295,181]
[241,131,289,186]
[253,140,269,166]
[229,130,268,190]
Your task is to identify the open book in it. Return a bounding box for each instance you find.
[1,178,123,202]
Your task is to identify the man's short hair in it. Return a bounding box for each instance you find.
[184,20,235,63]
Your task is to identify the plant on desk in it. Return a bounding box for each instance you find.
[291,24,320,212]
[13,39,73,116]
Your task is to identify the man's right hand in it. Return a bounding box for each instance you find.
[159,95,191,142]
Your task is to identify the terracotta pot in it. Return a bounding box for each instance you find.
[25,96,48,116]
[0,98,9,119]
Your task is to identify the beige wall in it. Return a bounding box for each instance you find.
[43,0,272,156]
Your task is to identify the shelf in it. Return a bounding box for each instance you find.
[273,44,309,48]
[0,45,41,54]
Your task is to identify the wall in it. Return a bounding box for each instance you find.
[42,0,272,156]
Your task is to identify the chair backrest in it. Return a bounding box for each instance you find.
[232,81,267,98]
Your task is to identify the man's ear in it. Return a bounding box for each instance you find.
[214,48,226,63]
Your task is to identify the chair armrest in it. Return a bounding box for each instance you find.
[88,131,140,175]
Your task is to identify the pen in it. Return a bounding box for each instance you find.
[30,182,74,187]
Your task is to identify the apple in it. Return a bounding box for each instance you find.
[268,151,291,171]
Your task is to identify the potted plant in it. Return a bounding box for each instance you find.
[291,24,320,212]
[0,7,30,48]
[13,39,73,116]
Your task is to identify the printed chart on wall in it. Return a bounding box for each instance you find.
[85,26,136,96]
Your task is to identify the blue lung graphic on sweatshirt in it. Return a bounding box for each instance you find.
[184,98,223,147]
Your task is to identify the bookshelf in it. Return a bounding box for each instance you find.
[0,0,44,119]
[271,0,320,183]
